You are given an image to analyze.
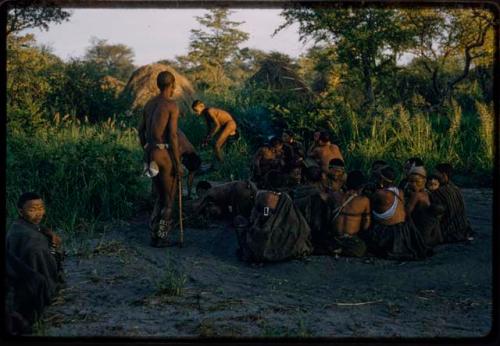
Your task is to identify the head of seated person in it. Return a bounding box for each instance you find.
[407,166,427,192]
[435,163,453,185]
[17,192,45,226]
[328,159,346,179]
[346,170,366,193]
[403,157,424,177]
[196,181,212,197]
[375,166,397,189]
[182,152,202,172]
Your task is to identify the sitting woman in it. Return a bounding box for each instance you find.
[363,166,432,261]
[405,166,444,247]
[329,170,371,257]
[236,170,313,263]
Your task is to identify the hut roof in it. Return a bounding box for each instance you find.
[122,63,195,113]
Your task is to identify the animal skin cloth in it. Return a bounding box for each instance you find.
[236,192,313,263]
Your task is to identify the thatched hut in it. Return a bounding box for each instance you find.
[122,63,195,114]
[246,53,313,99]
[100,75,126,96]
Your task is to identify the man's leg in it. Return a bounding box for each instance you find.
[151,150,177,247]
[214,121,237,162]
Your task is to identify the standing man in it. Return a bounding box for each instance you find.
[138,71,183,247]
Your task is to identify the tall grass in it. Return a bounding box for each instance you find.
[6,115,150,236]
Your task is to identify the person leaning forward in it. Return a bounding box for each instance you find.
[139,71,183,248]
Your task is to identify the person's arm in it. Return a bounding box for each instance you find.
[167,104,182,176]
[206,109,221,140]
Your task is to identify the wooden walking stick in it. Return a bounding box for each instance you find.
[178,177,184,248]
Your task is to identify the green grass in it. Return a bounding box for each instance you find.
[6,95,494,243]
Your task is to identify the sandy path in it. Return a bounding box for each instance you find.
[39,188,492,337]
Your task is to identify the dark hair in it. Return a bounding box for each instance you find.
[270,136,283,147]
[429,171,447,184]
[266,170,283,189]
[17,192,42,209]
[346,170,366,190]
[372,160,388,168]
[157,71,175,91]
[196,181,212,191]
[380,166,396,182]
[435,163,453,178]
[318,131,330,143]
[182,152,201,172]
[329,158,345,168]
[283,129,293,137]
[405,157,424,167]
[192,99,204,108]
[304,166,323,183]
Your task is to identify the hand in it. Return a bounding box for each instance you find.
[51,233,62,248]
[177,165,184,178]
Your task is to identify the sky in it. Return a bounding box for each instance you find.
[23,8,311,66]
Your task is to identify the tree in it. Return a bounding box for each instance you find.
[84,37,136,82]
[402,8,495,110]
[7,0,71,36]
[276,6,415,107]
[181,8,249,92]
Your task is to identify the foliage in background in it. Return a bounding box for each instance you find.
[6,116,149,234]
[6,0,71,36]
[5,6,495,236]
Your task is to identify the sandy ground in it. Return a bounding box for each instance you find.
[37,188,493,338]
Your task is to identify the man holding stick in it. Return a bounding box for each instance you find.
[138,71,183,248]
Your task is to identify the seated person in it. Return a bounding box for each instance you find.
[251,136,285,188]
[363,160,389,196]
[284,162,303,189]
[292,166,330,253]
[282,130,305,169]
[430,163,473,242]
[326,158,347,193]
[192,99,238,163]
[405,166,444,247]
[363,167,431,260]
[426,174,441,191]
[236,170,313,263]
[178,129,202,199]
[306,129,324,156]
[308,131,343,174]
[292,166,327,199]
[398,157,425,193]
[191,180,257,220]
[6,192,65,327]
[329,170,371,257]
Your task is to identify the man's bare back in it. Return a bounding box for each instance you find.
[332,191,370,236]
[192,100,238,162]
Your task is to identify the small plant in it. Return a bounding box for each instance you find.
[155,261,187,297]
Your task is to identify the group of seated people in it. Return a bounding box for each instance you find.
[4,129,475,334]
[190,129,474,264]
